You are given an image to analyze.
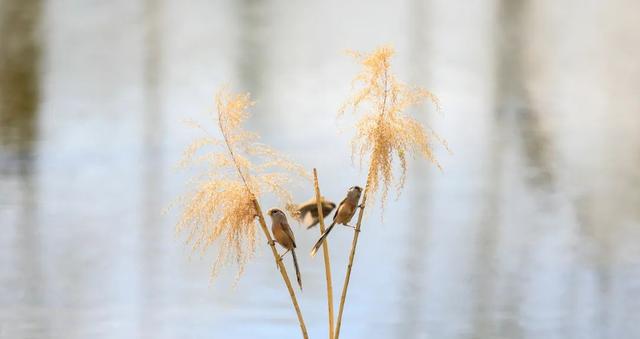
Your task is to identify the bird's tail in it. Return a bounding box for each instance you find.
[292,249,302,290]
[310,222,335,257]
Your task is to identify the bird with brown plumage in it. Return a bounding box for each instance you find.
[310,186,362,256]
[268,208,303,290]
[295,197,336,230]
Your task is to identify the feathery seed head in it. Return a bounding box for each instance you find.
[177,87,307,280]
[341,46,448,209]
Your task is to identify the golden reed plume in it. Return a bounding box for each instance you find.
[340,45,448,207]
[334,46,448,339]
[177,88,305,278]
[177,88,309,338]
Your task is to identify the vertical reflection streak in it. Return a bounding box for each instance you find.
[0,0,44,337]
[235,0,266,96]
[140,0,164,336]
[470,110,505,339]
[395,1,432,338]
[0,0,41,155]
[492,1,534,337]
[495,0,554,190]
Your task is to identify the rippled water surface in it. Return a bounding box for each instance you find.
[1,0,639,338]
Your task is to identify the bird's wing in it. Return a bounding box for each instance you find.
[296,204,312,218]
[323,201,336,214]
[283,222,297,248]
[296,199,319,222]
[293,203,314,227]
[333,197,347,222]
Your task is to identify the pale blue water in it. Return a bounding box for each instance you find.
[1,0,639,338]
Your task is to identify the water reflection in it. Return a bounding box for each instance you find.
[0,1,45,337]
[396,3,434,337]
[1,0,639,338]
[140,0,165,337]
[488,1,533,336]
[235,0,267,97]
[234,0,276,133]
[0,0,41,169]
[494,0,554,190]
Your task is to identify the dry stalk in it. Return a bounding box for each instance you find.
[313,168,335,339]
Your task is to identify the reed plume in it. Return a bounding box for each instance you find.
[340,46,447,208]
[334,46,447,339]
[177,88,309,339]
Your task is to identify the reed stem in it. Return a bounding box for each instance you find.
[333,189,368,339]
[252,199,309,339]
[313,169,335,339]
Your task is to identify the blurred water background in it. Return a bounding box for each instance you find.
[1,0,639,338]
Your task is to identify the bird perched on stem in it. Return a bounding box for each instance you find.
[310,186,363,256]
[295,197,336,229]
[268,208,303,290]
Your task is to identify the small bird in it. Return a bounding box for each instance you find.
[295,197,336,229]
[268,208,302,290]
[310,186,363,256]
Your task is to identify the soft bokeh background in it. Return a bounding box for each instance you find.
[1,0,639,338]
